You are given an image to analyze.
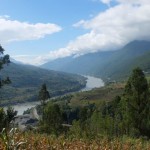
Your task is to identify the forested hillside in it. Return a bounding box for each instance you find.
[0,63,86,106]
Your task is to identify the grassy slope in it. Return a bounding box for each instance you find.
[53,82,125,109]
[53,73,150,110]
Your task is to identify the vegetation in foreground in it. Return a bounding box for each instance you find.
[0,67,150,149]
[0,130,150,150]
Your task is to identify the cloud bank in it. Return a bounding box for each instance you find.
[44,0,150,60]
[13,0,150,65]
[0,17,62,43]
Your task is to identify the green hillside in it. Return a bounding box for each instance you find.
[95,40,150,80]
[0,63,86,106]
[42,51,114,75]
[133,51,150,71]
[53,82,125,108]
[42,40,150,81]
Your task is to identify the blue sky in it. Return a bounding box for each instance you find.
[0,0,150,65]
[0,0,107,62]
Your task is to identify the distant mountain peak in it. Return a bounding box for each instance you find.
[124,40,150,49]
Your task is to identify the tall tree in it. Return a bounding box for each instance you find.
[38,83,50,106]
[0,45,11,130]
[6,106,17,128]
[0,45,11,88]
[0,46,19,131]
[0,108,6,130]
[41,103,63,135]
[124,67,150,137]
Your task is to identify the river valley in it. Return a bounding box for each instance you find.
[6,76,104,115]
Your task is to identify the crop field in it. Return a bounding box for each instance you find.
[0,131,150,150]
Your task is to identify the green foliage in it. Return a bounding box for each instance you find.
[38,83,50,106]
[69,120,82,138]
[0,107,17,131]
[124,67,150,137]
[19,68,150,140]
[4,67,150,147]
[40,102,63,135]
[0,128,26,150]
[68,68,150,139]
[5,107,17,128]
[0,108,6,131]
[0,45,10,88]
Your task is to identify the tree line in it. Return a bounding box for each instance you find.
[37,67,150,139]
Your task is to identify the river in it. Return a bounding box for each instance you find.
[7,76,104,115]
[81,76,104,91]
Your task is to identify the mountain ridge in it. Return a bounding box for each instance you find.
[41,40,150,80]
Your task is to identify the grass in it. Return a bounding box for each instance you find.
[146,75,150,82]
[0,131,150,150]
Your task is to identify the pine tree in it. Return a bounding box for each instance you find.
[38,83,50,106]
[42,103,63,135]
[124,67,150,137]
[0,108,6,130]
[6,106,17,127]
[0,45,11,130]
[0,45,11,88]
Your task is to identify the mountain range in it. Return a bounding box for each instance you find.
[1,40,150,106]
[41,40,150,81]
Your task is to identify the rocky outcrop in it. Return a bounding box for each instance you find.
[10,108,40,132]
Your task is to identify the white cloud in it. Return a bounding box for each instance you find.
[0,17,62,43]
[101,0,112,6]
[73,20,86,28]
[46,0,150,58]
[14,0,150,65]
[92,0,112,6]
[12,55,38,65]
[116,0,149,4]
[12,55,50,66]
